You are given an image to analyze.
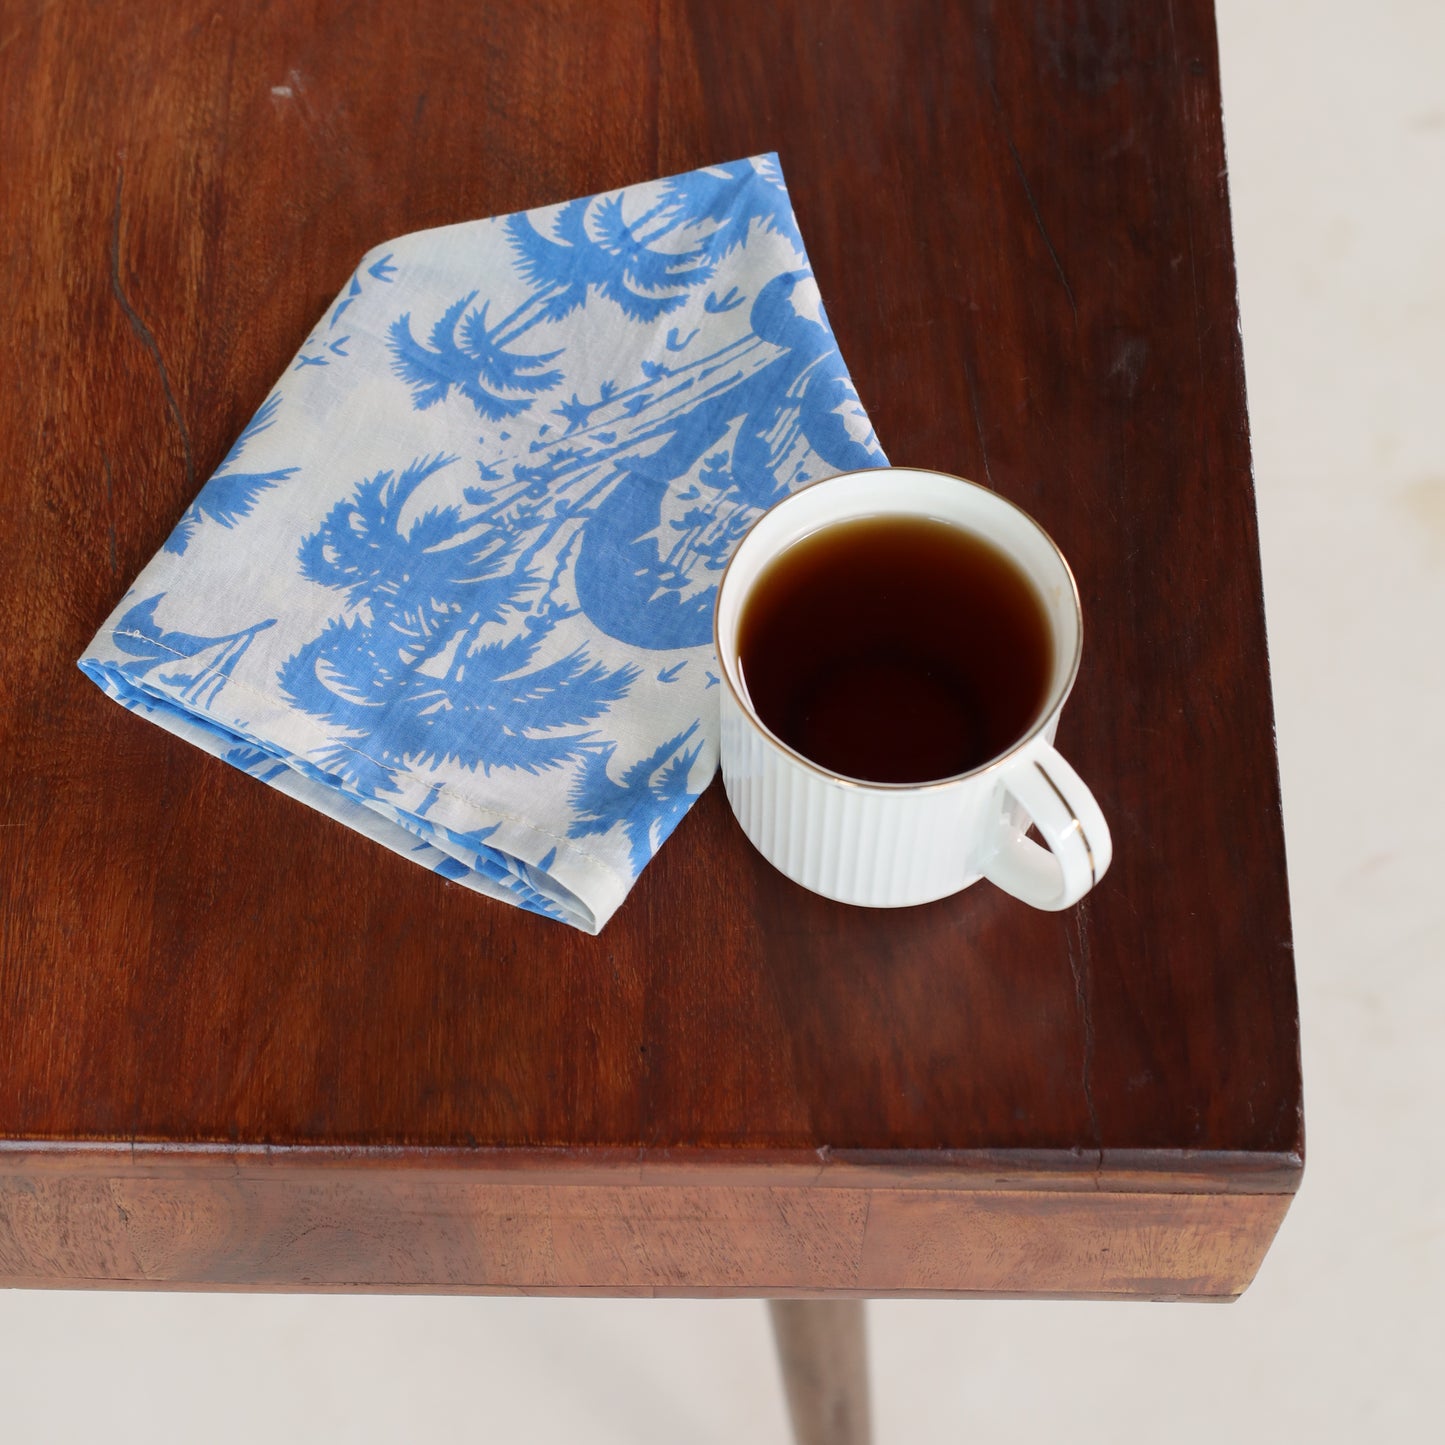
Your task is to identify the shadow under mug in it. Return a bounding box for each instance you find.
[713,467,1112,911]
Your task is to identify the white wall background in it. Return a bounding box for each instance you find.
[3,2,1441,1438]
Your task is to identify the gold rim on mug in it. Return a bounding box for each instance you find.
[711,466,1085,793]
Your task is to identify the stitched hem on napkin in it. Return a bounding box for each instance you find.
[79,647,631,934]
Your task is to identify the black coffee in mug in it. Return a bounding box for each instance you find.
[736,515,1053,784]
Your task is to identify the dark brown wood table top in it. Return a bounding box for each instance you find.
[0,0,1301,1298]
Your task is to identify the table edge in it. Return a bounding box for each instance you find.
[0,1140,1304,1194]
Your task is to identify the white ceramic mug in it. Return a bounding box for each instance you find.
[714,467,1111,911]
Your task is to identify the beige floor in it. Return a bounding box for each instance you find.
[4,2,1442,1439]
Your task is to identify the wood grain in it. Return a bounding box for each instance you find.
[0,1151,1288,1298]
[0,0,1300,1296]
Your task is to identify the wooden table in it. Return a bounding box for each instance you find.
[1,2,1301,1439]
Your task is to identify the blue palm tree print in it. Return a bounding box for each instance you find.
[165,394,297,554]
[388,292,565,419]
[659,154,806,261]
[475,268,884,652]
[567,723,705,874]
[505,195,717,325]
[401,158,882,658]
[278,454,638,795]
[78,154,886,933]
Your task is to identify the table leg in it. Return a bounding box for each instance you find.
[768,1299,872,1445]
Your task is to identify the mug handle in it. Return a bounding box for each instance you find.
[982,745,1112,911]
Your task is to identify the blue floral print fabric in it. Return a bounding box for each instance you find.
[78,155,886,932]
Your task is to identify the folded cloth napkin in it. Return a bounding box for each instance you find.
[79,154,886,932]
